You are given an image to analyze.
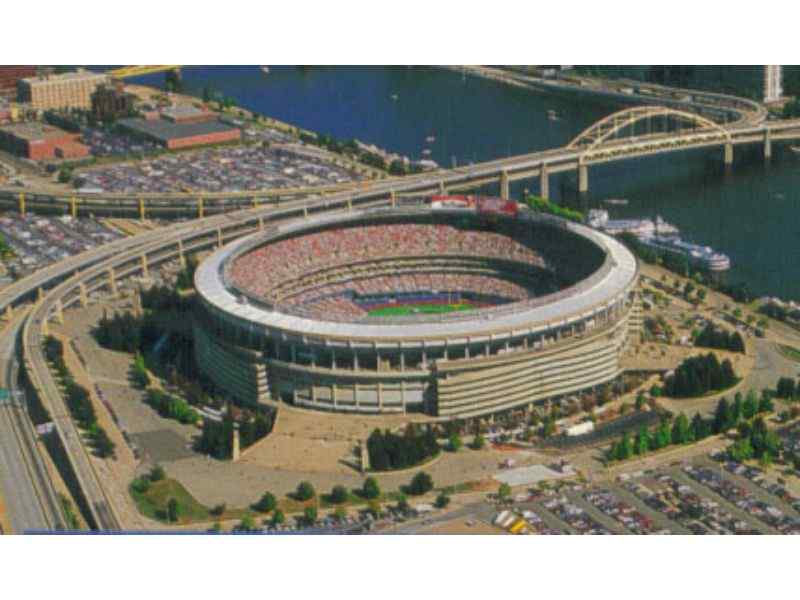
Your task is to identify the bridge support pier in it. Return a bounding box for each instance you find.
[70,196,78,218]
[79,282,88,308]
[217,227,223,249]
[724,143,734,167]
[390,191,397,208]
[252,197,259,209]
[177,239,186,267]
[197,197,204,219]
[499,169,509,200]
[539,164,550,200]
[140,254,149,278]
[4,305,12,321]
[578,163,589,194]
[439,181,447,195]
[108,267,118,297]
[18,192,25,215]
[764,130,772,161]
[54,299,64,324]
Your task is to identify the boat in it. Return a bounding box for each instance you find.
[426,135,436,143]
[422,149,432,156]
[260,66,270,74]
[791,146,800,154]
[390,93,399,101]
[603,198,629,206]
[547,109,558,121]
[637,235,731,272]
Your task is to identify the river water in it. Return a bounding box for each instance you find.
[132,66,800,300]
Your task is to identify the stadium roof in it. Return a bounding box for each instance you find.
[195,208,638,345]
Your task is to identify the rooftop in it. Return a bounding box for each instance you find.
[0,121,72,141]
[20,70,108,85]
[117,117,239,143]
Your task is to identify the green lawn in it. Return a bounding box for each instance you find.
[130,478,214,524]
[368,302,477,317]
[778,344,800,363]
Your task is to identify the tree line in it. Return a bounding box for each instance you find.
[144,389,200,425]
[663,352,737,398]
[694,323,745,354]
[43,337,115,458]
[525,195,584,223]
[367,425,440,472]
[608,389,775,462]
[195,410,274,460]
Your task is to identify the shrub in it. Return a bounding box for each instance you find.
[329,485,348,505]
[295,481,315,501]
[362,477,381,500]
[407,471,434,496]
[149,464,166,482]
[253,492,276,513]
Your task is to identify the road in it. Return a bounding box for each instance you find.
[0,311,62,532]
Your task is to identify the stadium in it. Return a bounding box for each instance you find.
[192,197,642,420]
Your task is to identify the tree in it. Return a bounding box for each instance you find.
[671,414,693,445]
[714,397,732,433]
[498,482,512,502]
[743,391,758,420]
[254,491,277,513]
[471,431,486,450]
[235,513,257,532]
[654,419,672,450]
[408,472,434,496]
[758,390,774,414]
[691,412,709,441]
[396,493,409,512]
[635,392,646,411]
[362,477,380,500]
[295,481,315,501]
[167,498,180,523]
[435,492,451,509]
[621,431,634,460]
[777,377,796,399]
[271,509,286,527]
[635,425,650,455]
[329,485,349,505]
[149,464,166,482]
[448,431,463,452]
[303,506,318,526]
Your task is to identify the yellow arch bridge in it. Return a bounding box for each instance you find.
[106,65,182,79]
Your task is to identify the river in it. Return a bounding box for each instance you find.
[131,66,800,300]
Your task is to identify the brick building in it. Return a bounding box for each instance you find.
[18,70,109,110]
[0,66,37,99]
[91,82,136,122]
[0,122,90,160]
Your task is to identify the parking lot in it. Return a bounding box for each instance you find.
[0,213,125,280]
[75,140,366,194]
[487,449,800,534]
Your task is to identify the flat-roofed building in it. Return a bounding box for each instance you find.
[160,104,216,124]
[18,70,109,110]
[117,116,241,150]
[0,122,89,160]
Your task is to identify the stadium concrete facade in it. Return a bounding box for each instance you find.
[193,204,642,420]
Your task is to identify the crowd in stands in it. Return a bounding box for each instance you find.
[231,223,547,297]
[227,221,602,322]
